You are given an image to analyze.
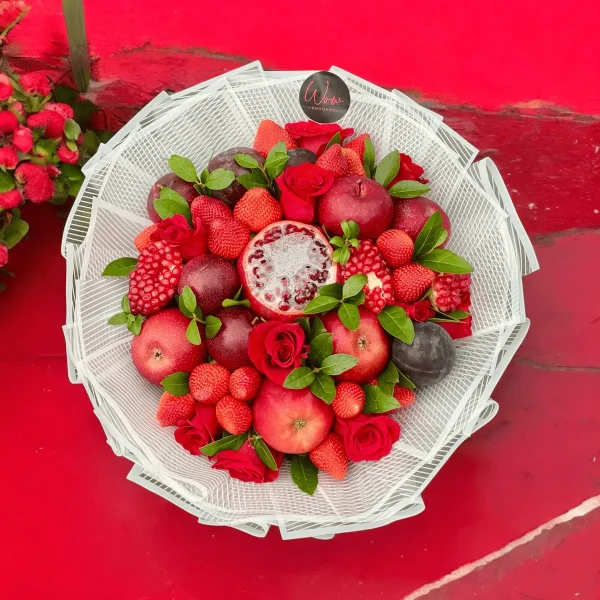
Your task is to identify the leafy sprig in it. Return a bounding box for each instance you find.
[234,142,289,193]
[107,294,144,335]
[366,148,431,198]
[329,220,360,266]
[168,154,235,198]
[177,285,222,344]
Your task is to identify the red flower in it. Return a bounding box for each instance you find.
[26,110,65,139]
[0,74,12,101]
[275,163,334,223]
[12,125,33,153]
[0,110,18,134]
[211,439,283,483]
[0,147,18,170]
[151,213,207,261]
[248,321,309,385]
[334,413,400,462]
[388,153,428,187]
[0,189,22,209]
[57,141,79,165]
[20,72,51,97]
[0,244,7,268]
[284,121,354,156]
[174,404,222,455]
[396,300,436,322]
[0,1,28,29]
[15,162,54,203]
[45,102,75,120]
[437,293,473,340]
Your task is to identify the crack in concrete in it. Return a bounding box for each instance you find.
[514,357,600,373]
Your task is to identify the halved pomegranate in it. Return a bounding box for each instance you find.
[238,220,338,321]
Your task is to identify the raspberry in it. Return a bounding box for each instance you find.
[12,126,33,153]
[189,363,230,405]
[207,218,250,260]
[15,162,54,203]
[19,72,51,96]
[0,73,12,101]
[332,382,365,419]
[57,141,79,164]
[26,110,65,139]
[430,274,472,313]
[156,392,195,427]
[344,133,370,161]
[229,366,262,402]
[0,147,18,169]
[191,195,232,228]
[376,229,414,267]
[0,110,18,134]
[253,119,297,158]
[309,432,348,480]
[216,395,252,434]
[133,224,159,252]
[342,240,394,314]
[45,102,75,120]
[128,240,182,316]
[341,147,365,176]
[0,189,22,209]
[392,263,435,303]
[316,144,347,178]
[233,188,282,233]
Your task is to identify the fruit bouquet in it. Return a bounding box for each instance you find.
[63,64,538,539]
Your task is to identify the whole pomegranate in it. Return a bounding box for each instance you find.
[206,307,256,371]
[147,173,197,223]
[393,197,451,247]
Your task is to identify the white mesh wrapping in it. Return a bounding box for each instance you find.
[63,63,538,538]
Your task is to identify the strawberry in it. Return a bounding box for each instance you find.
[344,133,370,161]
[189,363,230,405]
[315,144,347,178]
[156,392,195,427]
[191,195,232,228]
[253,120,297,158]
[332,382,365,419]
[134,224,159,252]
[376,229,414,267]
[128,241,182,315]
[229,366,262,402]
[341,147,365,176]
[392,263,435,303]
[207,218,250,260]
[233,188,282,233]
[342,240,394,314]
[393,385,415,408]
[309,432,348,481]
[216,395,252,434]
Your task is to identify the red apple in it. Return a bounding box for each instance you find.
[321,307,390,383]
[318,175,393,239]
[131,308,207,385]
[393,197,451,247]
[147,173,197,223]
[206,306,255,371]
[253,380,334,454]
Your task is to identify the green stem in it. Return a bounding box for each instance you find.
[0,7,30,38]
[62,0,90,92]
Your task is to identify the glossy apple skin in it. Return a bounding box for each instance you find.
[392,197,451,247]
[206,307,255,371]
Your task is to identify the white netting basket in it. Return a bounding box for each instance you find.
[62,63,538,539]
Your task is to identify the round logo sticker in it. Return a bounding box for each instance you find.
[299,71,351,123]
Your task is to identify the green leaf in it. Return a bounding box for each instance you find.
[325,132,341,151]
[346,220,360,240]
[126,313,136,325]
[82,130,100,154]
[264,152,289,180]
[303,295,340,315]
[101,257,137,277]
[416,249,473,274]
[308,333,333,365]
[343,274,367,299]
[310,372,336,404]
[107,312,128,325]
[222,298,251,308]
[291,455,318,496]
[237,170,270,190]
[332,245,351,266]
[269,141,287,155]
[180,285,197,313]
[64,118,81,140]
[363,137,375,173]
[66,140,78,152]
[448,309,470,320]
[178,296,193,318]
[397,370,416,390]
[388,180,431,199]
[121,295,130,313]
[0,171,15,193]
[363,163,371,178]
[168,155,198,182]
[413,211,443,258]
[348,238,360,249]
[378,361,399,395]
[377,306,415,344]
[338,303,360,331]
[194,306,204,321]
[161,372,190,397]
[73,100,97,128]
[328,236,345,248]
[154,187,192,224]
[340,221,352,239]
[344,290,365,306]
[186,319,202,345]
[234,153,261,170]
[201,434,247,457]
[204,315,222,339]
[200,168,209,184]
[320,353,359,376]
[318,282,343,299]
[253,436,278,471]
[374,150,400,187]
[311,316,327,339]
[1,217,28,249]
[283,367,316,389]
[53,84,79,104]
[128,315,144,336]
[205,168,236,191]
[363,385,400,414]
[434,229,448,248]
[296,317,311,339]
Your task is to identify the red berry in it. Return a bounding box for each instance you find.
[216,395,252,434]
[128,240,182,316]
[342,240,394,314]
[191,195,232,228]
[394,385,415,408]
[229,366,262,402]
[332,382,365,419]
[207,218,250,260]
[26,110,65,139]
[430,273,472,313]
[392,263,435,303]
[341,147,365,176]
[189,363,230,405]
[233,188,282,233]
[376,229,414,267]
[156,392,195,427]
[309,432,348,481]
[315,144,347,178]
[343,133,370,161]
[253,120,297,158]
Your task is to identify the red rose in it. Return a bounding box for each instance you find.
[334,413,400,462]
[57,141,80,165]
[438,293,473,340]
[248,321,309,385]
[152,213,207,260]
[211,440,283,483]
[388,153,428,187]
[20,72,52,97]
[396,300,436,322]
[275,163,334,223]
[285,121,354,156]
[174,404,222,455]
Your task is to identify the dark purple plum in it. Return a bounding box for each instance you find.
[391,322,456,386]
[147,173,197,223]
[206,307,256,371]
[286,148,317,167]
